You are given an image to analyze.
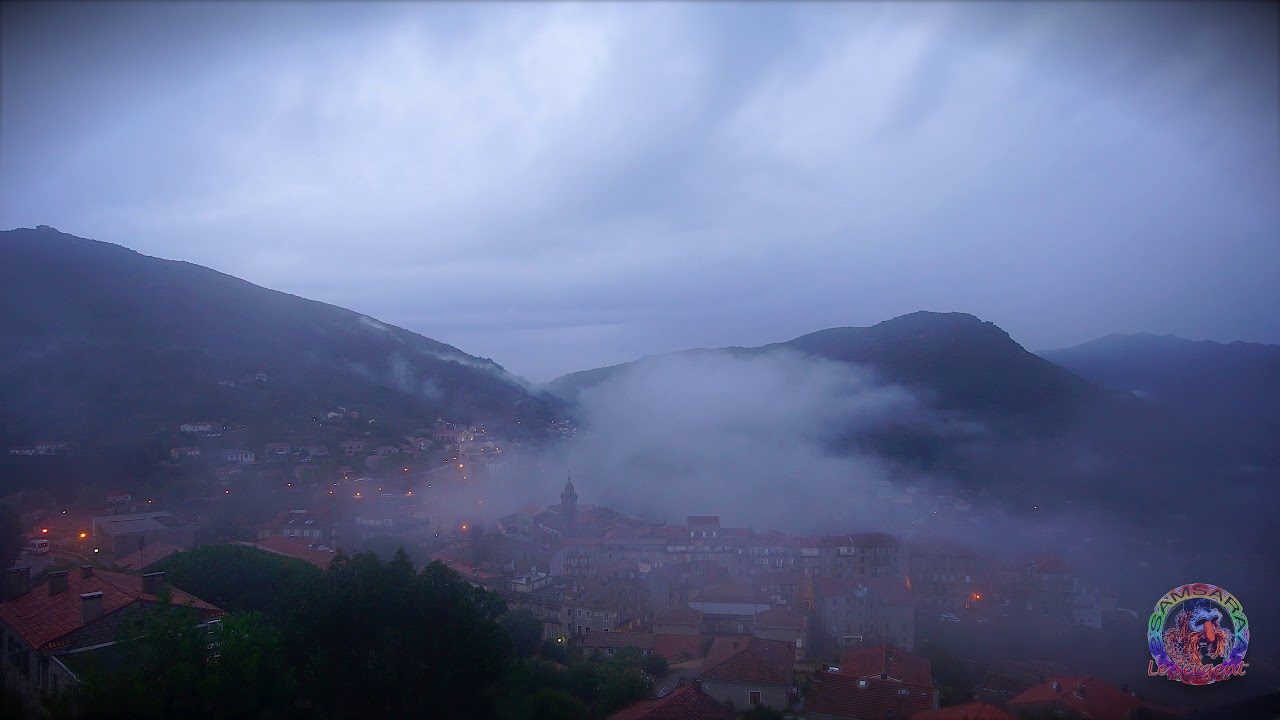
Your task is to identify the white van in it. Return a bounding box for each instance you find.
[25,539,50,554]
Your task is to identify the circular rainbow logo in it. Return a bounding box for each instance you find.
[1148,583,1249,685]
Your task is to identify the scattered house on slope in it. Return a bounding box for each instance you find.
[338,439,367,457]
[169,446,201,461]
[179,421,221,437]
[33,441,70,455]
[263,442,291,459]
[266,508,339,545]
[697,636,795,712]
[0,567,224,698]
[297,444,330,460]
[222,449,256,464]
[104,490,133,505]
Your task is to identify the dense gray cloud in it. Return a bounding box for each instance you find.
[497,350,918,531]
[2,1,1276,380]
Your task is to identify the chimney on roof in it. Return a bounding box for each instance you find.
[81,565,93,579]
[48,570,69,596]
[142,571,166,595]
[4,567,31,601]
[81,591,104,624]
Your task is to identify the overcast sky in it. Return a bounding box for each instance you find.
[2,2,1277,381]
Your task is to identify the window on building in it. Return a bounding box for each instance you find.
[749,691,761,706]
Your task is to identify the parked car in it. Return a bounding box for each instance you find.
[940,613,961,622]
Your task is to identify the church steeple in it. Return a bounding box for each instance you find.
[560,473,578,527]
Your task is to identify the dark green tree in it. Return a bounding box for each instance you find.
[499,610,545,659]
[526,688,591,720]
[639,653,669,678]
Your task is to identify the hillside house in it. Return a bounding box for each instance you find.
[268,508,339,545]
[297,444,330,460]
[223,449,255,464]
[338,439,367,457]
[263,443,291,459]
[33,441,70,455]
[104,490,132,505]
[179,421,221,437]
[169,446,201,461]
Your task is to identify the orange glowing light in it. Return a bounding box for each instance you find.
[458,464,463,468]
[973,594,981,600]
[79,532,87,539]
[461,524,469,531]
[41,528,48,534]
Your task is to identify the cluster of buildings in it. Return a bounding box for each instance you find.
[7,441,72,456]
[413,478,1152,718]
[166,416,503,474]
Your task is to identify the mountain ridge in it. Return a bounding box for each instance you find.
[0,226,559,444]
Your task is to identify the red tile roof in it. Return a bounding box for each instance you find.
[805,673,935,720]
[653,606,703,626]
[580,632,703,660]
[0,569,224,651]
[652,634,705,661]
[608,683,734,720]
[243,536,335,570]
[754,607,806,630]
[838,644,933,687]
[912,700,1015,720]
[1007,676,1141,720]
[698,636,793,686]
[584,631,656,651]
